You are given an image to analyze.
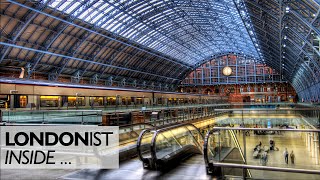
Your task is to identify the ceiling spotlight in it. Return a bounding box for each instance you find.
[285,6,290,13]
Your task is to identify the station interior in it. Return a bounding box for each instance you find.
[0,0,320,179]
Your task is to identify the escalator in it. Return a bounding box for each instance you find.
[204,128,251,179]
[137,123,203,170]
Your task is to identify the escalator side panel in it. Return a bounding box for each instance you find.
[150,124,204,170]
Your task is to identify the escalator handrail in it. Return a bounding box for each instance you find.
[203,129,218,168]
[150,123,204,163]
[228,129,252,178]
[137,128,153,162]
[203,128,252,177]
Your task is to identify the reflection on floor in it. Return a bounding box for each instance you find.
[236,131,320,180]
[1,130,319,180]
[0,169,74,180]
[61,155,212,180]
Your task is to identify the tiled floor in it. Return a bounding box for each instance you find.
[237,131,320,179]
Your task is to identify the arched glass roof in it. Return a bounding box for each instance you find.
[39,0,260,65]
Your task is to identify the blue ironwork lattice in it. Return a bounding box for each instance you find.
[38,0,260,65]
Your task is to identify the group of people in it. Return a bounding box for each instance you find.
[283,148,295,164]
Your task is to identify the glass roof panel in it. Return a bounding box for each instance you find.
[66,2,81,14]
[44,0,260,65]
[57,1,72,11]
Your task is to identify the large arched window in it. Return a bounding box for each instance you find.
[182,54,281,86]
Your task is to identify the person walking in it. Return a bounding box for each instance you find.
[283,148,289,164]
[290,150,295,164]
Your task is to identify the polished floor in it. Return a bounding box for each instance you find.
[236,131,320,180]
[61,155,212,180]
[1,130,319,179]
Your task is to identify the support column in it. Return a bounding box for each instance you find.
[314,133,319,165]
[103,97,107,108]
[116,95,120,107]
[10,95,14,110]
[86,97,90,108]
[90,97,95,109]
[308,133,311,152]
[312,133,315,157]
[312,132,317,158]
[36,95,40,110]
[57,96,62,109]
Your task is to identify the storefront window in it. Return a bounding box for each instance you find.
[90,97,104,106]
[20,96,27,107]
[0,95,9,108]
[68,96,85,106]
[106,97,116,105]
[40,96,60,107]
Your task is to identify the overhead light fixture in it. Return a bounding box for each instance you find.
[285,7,290,13]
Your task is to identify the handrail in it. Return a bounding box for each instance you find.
[204,128,251,177]
[212,162,320,175]
[150,123,204,163]
[137,129,153,162]
[214,108,320,111]
[228,129,252,178]
[204,127,320,177]
[0,123,81,126]
[210,127,320,132]
[119,122,154,128]
[203,129,214,167]
[1,109,103,112]
[137,123,204,170]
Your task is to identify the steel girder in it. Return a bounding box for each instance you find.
[7,0,191,68]
[1,1,193,90]
[30,0,259,65]
[0,1,49,63]
[0,41,181,80]
[1,0,319,97]
[26,1,99,79]
[243,0,320,100]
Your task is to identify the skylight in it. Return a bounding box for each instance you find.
[40,0,260,65]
